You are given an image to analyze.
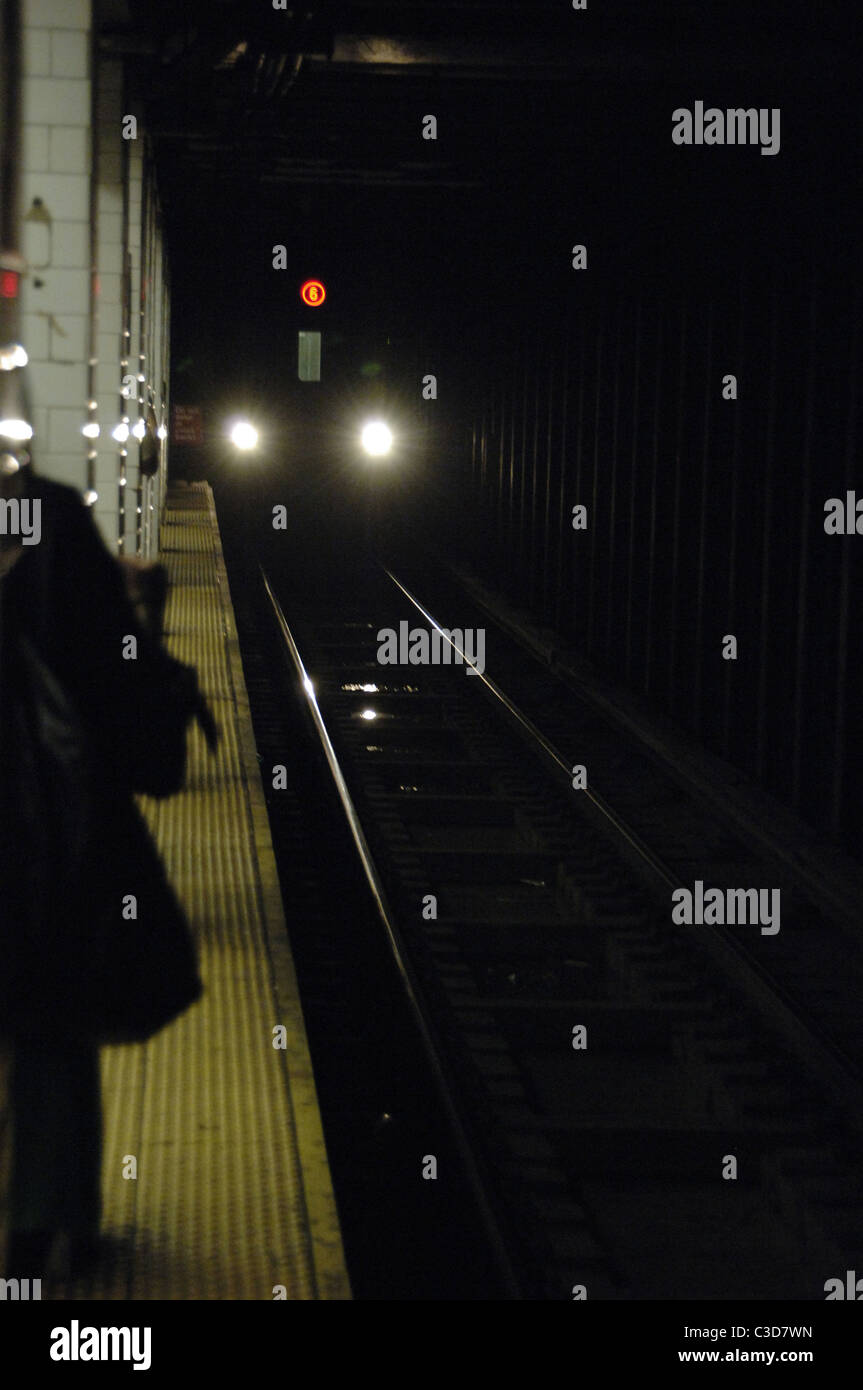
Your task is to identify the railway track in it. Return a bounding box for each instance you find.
[254,558,863,1300]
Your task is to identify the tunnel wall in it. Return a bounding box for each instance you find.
[445,251,861,855]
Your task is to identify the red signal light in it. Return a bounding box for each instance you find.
[300,279,326,307]
[0,269,19,298]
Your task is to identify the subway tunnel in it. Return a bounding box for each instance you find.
[0,0,861,1358]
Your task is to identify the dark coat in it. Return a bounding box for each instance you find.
[0,475,202,1042]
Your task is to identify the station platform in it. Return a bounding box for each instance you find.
[0,482,351,1301]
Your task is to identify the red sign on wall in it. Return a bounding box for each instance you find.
[172,405,203,444]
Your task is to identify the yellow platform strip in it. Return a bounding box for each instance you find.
[51,482,350,1301]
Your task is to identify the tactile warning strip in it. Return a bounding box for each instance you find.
[56,482,350,1301]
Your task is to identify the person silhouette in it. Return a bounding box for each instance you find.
[0,454,212,1280]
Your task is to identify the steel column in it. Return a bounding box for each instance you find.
[644,299,663,698]
[831,276,859,840]
[604,293,624,665]
[554,318,571,632]
[755,287,779,782]
[722,271,746,760]
[692,302,714,735]
[624,295,642,685]
[667,299,687,715]
[790,270,818,808]
[586,312,604,656]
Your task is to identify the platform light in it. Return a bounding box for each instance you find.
[112,422,130,442]
[83,489,98,506]
[360,420,393,456]
[230,420,258,451]
[157,424,167,439]
[0,418,33,441]
[131,419,146,441]
[81,421,100,438]
[0,344,27,371]
[360,708,378,720]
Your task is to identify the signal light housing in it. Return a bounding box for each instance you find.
[300,279,326,307]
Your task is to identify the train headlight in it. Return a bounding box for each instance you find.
[360,420,393,456]
[230,421,258,451]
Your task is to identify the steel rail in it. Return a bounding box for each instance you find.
[382,564,863,1136]
[260,564,524,1299]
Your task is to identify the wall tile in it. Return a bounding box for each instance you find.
[23,77,89,127]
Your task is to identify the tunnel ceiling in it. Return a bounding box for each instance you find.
[93,0,858,365]
[98,1,853,213]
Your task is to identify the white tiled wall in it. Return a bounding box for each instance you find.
[18,0,91,494]
[16,0,172,558]
[91,55,123,546]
